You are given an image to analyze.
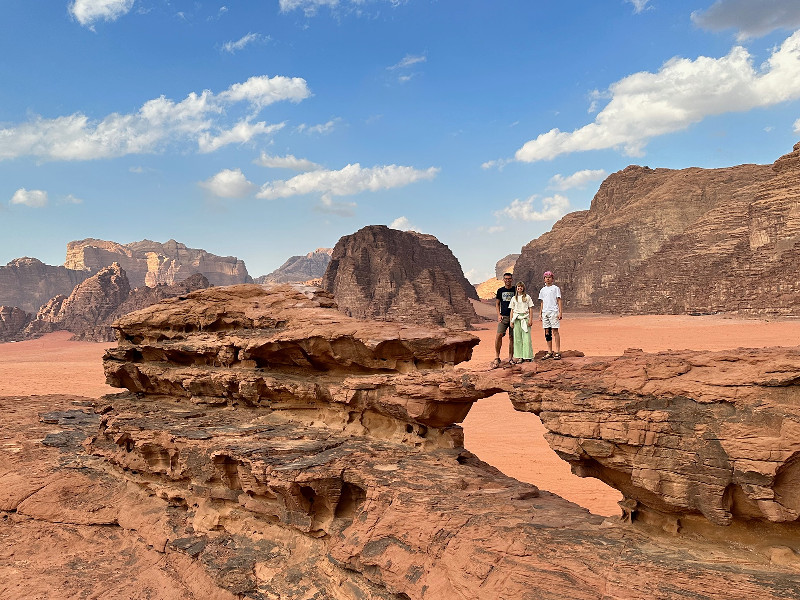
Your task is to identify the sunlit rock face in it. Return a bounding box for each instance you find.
[514,141,800,315]
[65,238,251,289]
[322,225,479,330]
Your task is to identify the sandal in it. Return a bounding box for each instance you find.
[542,352,554,360]
[490,358,501,369]
[554,353,562,360]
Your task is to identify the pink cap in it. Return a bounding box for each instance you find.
[543,271,553,278]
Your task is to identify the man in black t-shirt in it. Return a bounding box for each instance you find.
[492,272,515,368]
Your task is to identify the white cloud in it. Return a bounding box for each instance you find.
[388,54,426,70]
[297,118,340,135]
[692,0,800,40]
[0,75,309,162]
[495,194,569,222]
[279,0,406,16]
[315,196,357,217]
[514,31,800,163]
[390,216,419,231]
[10,188,48,208]
[63,194,83,204]
[487,225,504,234]
[626,0,652,14]
[70,0,134,27]
[481,158,511,170]
[794,117,800,133]
[198,120,284,153]
[254,152,322,171]
[222,32,265,53]
[464,268,493,284]
[548,169,607,191]
[199,168,256,198]
[257,163,439,201]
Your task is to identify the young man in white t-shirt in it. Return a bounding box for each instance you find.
[538,271,563,360]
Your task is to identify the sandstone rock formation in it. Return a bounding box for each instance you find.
[323,225,479,329]
[0,306,31,342]
[0,257,89,314]
[65,238,250,289]
[495,253,519,278]
[24,264,209,342]
[3,285,798,598]
[514,142,800,315]
[255,248,332,284]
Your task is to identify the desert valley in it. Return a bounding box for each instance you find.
[1,141,799,598]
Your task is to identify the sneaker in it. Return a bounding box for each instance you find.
[554,352,562,360]
[542,352,554,360]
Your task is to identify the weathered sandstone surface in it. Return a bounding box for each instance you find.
[65,238,251,289]
[323,225,479,329]
[255,248,332,284]
[3,285,798,599]
[24,264,209,342]
[514,142,800,315]
[0,306,31,342]
[0,257,89,313]
[494,253,519,278]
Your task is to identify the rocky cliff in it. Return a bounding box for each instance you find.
[3,285,798,598]
[0,306,32,342]
[322,225,479,329]
[255,248,332,284]
[514,142,800,315]
[494,253,519,278]
[0,257,89,314]
[65,238,250,289]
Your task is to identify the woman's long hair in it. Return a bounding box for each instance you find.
[514,282,529,303]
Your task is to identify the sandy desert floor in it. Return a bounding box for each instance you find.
[2,314,799,517]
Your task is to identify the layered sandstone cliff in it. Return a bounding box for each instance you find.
[0,306,31,342]
[323,225,479,329]
[514,142,800,314]
[65,238,250,289]
[3,285,798,598]
[0,257,89,314]
[255,248,332,284]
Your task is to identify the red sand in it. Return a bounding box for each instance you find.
[2,315,799,516]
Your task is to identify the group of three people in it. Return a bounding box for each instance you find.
[492,270,562,368]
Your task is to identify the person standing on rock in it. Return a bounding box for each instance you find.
[538,271,563,360]
[492,272,516,368]
[509,281,534,363]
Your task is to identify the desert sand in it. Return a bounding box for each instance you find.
[2,314,799,517]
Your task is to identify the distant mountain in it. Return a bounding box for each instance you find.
[0,257,89,314]
[514,141,800,316]
[254,248,332,284]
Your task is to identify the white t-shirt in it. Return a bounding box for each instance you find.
[538,284,561,313]
[509,294,534,315]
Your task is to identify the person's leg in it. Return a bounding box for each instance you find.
[508,326,514,361]
[553,328,560,353]
[494,331,503,359]
[544,327,553,352]
[513,321,524,361]
[523,325,533,359]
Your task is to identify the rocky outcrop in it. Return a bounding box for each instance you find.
[514,142,800,315]
[255,248,332,284]
[322,225,479,329]
[5,285,798,598]
[0,306,32,342]
[23,265,209,342]
[0,257,89,314]
[65,238,250,289]
[495,253,519,278]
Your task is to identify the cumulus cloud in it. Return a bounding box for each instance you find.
[389,216,420,231]
[257,163,439,202]
[692,0,800,40]
[513,31,800,163]
[388,54,426,70]
[297,118,340,135]
[254,152,322,171]
[221,32,265,53]
[70,0,134,27]
[626,0,652,14]
[495,194,569,222]
[794,117,800,133]
[197,120,284,153]
[199,168,256,198]
[10,188,48,208]
[0,75,309,162]
[548,169,607,191]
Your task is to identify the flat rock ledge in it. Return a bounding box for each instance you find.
[2,285,799,599]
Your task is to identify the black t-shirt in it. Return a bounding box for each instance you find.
[496,286,515,316]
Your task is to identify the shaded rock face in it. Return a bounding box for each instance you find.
[322,225,479,329]
[255,247,332,284]
[515,142,800,315]
[24,265,209,342]
[495,253,519,278]
[65,238,250,289]
[0,257,89,314]
[471,347,800,536]
[0,305,32,341]
[6,284,797,598]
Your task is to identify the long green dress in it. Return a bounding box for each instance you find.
[510,295,534,360]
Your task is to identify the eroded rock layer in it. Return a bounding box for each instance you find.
[514,142,800,315]
[322,225,479,329]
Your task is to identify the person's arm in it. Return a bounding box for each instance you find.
[538,298,543,321]
[527,302,533,326]
[557,296,563,320]
[496,297,502,321]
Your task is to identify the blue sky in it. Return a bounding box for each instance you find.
[2,0,800,282]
